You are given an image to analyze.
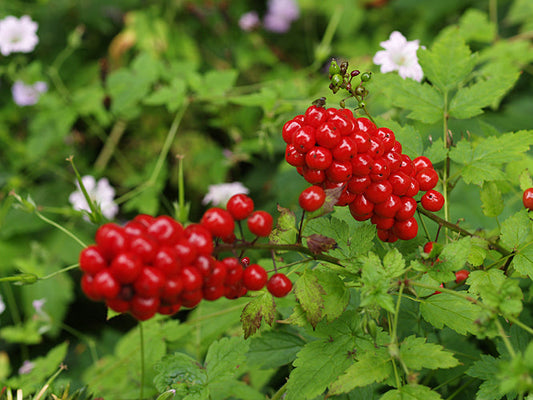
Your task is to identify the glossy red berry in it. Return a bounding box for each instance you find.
[247,211,273,237]
[282,119,302,144]
[227,194,254,220]
[331,136,358,161]
[304,105,328,127]
[305,146,333,170]
[315,122,341,149]
[184,224,214,255]
[110,252,142,284]
[153,246,181,276]
[95,223,127,260]
[79,245,107,275]
[364,181,393,204]
[455,269,470,284]
[416,168,439,191]
[293,126,316,153]
[302,166,326,184]
[286,144,306,167]
[128,234,158,264]
[349,194,374,217]
[421,190,445,212]
[413,156,433,173]
[423,241,435,254]
[395,197,417,221]
[393,217,419,241]
[133,267,165,298]
[92,270,121,300]
[523,188,533,211]
[299,185,326,212]
[147,215,184,246]
[130,296,159,321]
[373,194,401,218]
[267,273,293,298]
[180,265,204,292]
[243,264,268,291]
[201,207,235,238]
[224,257,244,286]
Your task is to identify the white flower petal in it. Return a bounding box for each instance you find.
[373,31,424,82]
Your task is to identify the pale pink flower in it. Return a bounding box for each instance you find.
[18,360,35,375]
[373,31,423,82]
[202,182,249,206]
[0,15,39,56]
[239,11,260,31]
[69,175,119,220]
[263,0,300,33]
[11,80,47,106]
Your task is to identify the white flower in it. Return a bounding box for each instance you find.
[373,31,423,82]
[0,15,39,56]
[69,175,119,220]
[263,0,300,33]
[18,360,35,375]
[11,80,48,106]
[202,182,249,207]
[0,295,5,315]
[239,11,260,32]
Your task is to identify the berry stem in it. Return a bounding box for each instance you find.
[416,204,511,256]
[139,321,145,400]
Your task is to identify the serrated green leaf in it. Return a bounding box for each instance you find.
[458,9,496,43]
[428,237,471,282]
[420,292,479,335]
[143,78,187,112]
[501,210,531,249]
[285,335,356,400]
[360,253,395,313]
[381,384,443,400]
[329,348,391,395]
[247,330,306,369]
[449,68,520,119]
[0,319,42,345]
[377,74,443,124]
[270,205,297,246]
[383,248,406,278]
[468,237,489,266]
[295,270,326,328]
[418,28,474,92]
[467,269,506,298]
[400,335,459,370]
[424,138,447,165]
[513,244,533,280]
[466,355,502,400]
[193,69,238,98]
[240,292,276,339]
[227,87,277,110]
[313,268,350,321]
[153,353,207,395]
[204,337,248,385]
[519,169,533,191]
[480,181,504,217]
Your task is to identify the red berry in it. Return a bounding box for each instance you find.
[153,246,181,276]
[241,257,250,267]
[194,254,215,278]
[147,215,184,246]
[302,166,326,184]
[130,296,159,321]
[223,257,244,285]
[293,126,316,153]
[399,154,414,176]
[305,146,333,170]
[315,122,341,149]
[201,207,235,238]
[373,194,401,218]
[413,156,433,173]
[124,221,147,237]
[247,210,273,237]
[267,273,293,297]
[109,252,142,284]
[331,136,358,161]
[173,238,198,265]
[133,267,165,298]
[383,151,402,172]
[286,144,306,167]
[371,214,395,230]
[421,190,445,212]
[416,168,439,191]
[336,187,357,206]
[184,224,214,255]
[92,270,121,300]
[161,276,184,303]
[389,172,411,196]
[282,119,302,144]
[375,127,395,152]
[79,245,107,275]
[95,223,127,260]
[81,274,100,300]
[395,197,417,221]
[369,157,390,182]
[364,181,393,204]
[347,175,371,194]
[455,269,470,284]
[377,228,398,243]
[205,261,228,287]
[368,137,385,159]
[106,298,130,314]
[405,178,420,197]
[351,153,374,176]
[128,235,158,264]
[299,185,326,212]
[133,214,156,227]
[203,285,225,301]
[304,105,328,127]
[523,188,533,211]
[158,303,182,316]
[423,241,434,254]
[393,217,419,240]
[354,117,378,137]
[180,265,204,292]
[353,131,371,154]
[181,289,203,308]
[349,194,374,217]
[243,264,268,291]
[227,194,254,220]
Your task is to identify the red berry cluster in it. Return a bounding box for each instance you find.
[283,105,444,242]
[79,194,293,321]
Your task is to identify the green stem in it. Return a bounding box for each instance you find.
[270,381,288,400]
[34,208,87,248]
[139,321,145,400]
[177,155,186,222]
[94,119,128,173]
[59,321,99,364]
[40,263,79,280]
[495,318,516,358]
[310,6,342,70]
[67,156,101,221]
[33,364,67,400]
[442,90,450,242]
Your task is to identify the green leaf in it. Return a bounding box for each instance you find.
[381,384,443,400]
[480,181,504,217]
[468,237,489,266]
[466,355,502,400]
[519,169,533,191]
[374,119,423,160]
[420,292,479,335]
[205,337,248,385]
[153,353,207,395]
[467,269,506,299]
[458,9,496,43]
[377,74,443,124]
[143,77,187,112]
[285,334,356,400]
[428,237,472,282]
[383,248,406,279]
[360,253,395,313]
[270,205,298,246]
[313,268,350,321]
[192,69,238,98]
[449,67,520,119]
[329,348,391,395]
[294,270,326,328]
[240,291,276,339]
[247,329,306,370]
[0,319,42,345]
[424,138,447,165]
[501,210,531,249]
[400,335,460,370]
[227,87,278,110]
[418,27,475,92]
[107,69,152,119]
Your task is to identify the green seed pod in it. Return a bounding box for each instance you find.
[329,59,340,76]
[339,99,346,108]
[361,72,372,82]
[355,85,365,96]
[331,74,343,87]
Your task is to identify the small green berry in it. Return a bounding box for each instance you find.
[361,72,372,82]
[331,74,343,87]
[329,59,340,76]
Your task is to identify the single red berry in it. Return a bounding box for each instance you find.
[349,194,374,217]
[351,153,373,177]
[364,181,393,204]
[369,157,390,182]
[416,168,439,192]
[390,140,402,154]
[205,261,228,287]
[368,137,385,159]
[395,197,417,221]
[353,131,371,154]
[375,127,396,152]
[299,185,326,212]
[224,281,247,300]
[267,273,293,297]
[383,151,402,172]
[329,112,354,136]
[399,154,414,177]
[123,221,147,238]
[180,265,204,292]
[336,187,357,206]
[79,245,107,275]
[194,254,215,278]
[203,285,226,301]
[130,296,159,321]
[293,126,316,153]
[282,119,302,144]
[523,188,533,211]
[423,241,435,254]
[354,117,378,137]
[315,122,341,149]
[373,194,401,218]
[128,234,159,264]
[241,256,250,267]
[223,257,244,285]
[106,298,130,314]
[81,273,100,300]
[421,190,445,212]
[413,156,433,173]
[304,105,328,127]
[347,175,371,194]
[331,136,358,161]
[158,303,182,316]
[147,215,184,246]
[109,252,142,284]
[133,267,165,298]
[153,246,181,276]
[302,166,326,184]
[243,264,268,291]
[286,144,306,167]
[305,146,333,170]
[371,214,395,230]
[389,172,411,196]
[377,228,398,243]
[405,178,420,197]
[180,289,204,308]
[173,238,197,265]
[200,207,235,238]
[92,270,121,300]
[455,269,470,284]
[184,223,214,255]
[247,210,273,237]
[133,214,156,227]
[160,276,184,304]
[95,223,127,260]
[227,193,254,220]
[393,217,419,240]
